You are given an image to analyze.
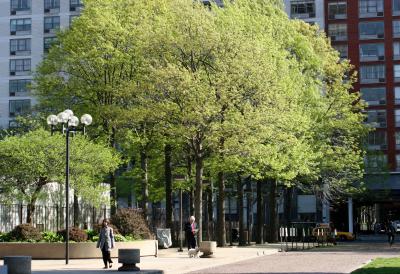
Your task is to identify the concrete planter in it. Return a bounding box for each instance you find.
[0,240,158,259]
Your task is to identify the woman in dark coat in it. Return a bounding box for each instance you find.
[184,216,197,250]
[97,219,115,269]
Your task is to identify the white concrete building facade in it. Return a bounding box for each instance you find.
[0,0,82,129]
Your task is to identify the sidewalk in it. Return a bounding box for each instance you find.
[4,245,278,274]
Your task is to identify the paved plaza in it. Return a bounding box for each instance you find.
[2,241,400,274]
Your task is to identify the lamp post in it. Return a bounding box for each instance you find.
[173,174,186,252]
[47,110,92,265]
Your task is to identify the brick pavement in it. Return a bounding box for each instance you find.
[190,242,400,274]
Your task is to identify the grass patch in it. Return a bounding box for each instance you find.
[352,257,400,274]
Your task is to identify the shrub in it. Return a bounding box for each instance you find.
[93,223,120,235]
[57,227,88,242]
[85,229,98,242]
[111,208,152,239]
[0,232,12,242]
[10,224,42,242]
[114,234,127,242]
[41,231,63,243]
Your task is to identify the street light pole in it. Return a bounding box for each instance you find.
[47,110,92,265]
[65,127,70,265]
[179,188,183,252]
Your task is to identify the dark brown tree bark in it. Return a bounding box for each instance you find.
[217,171,226,246]
[109,127,117,216]
[73,194,79,227]
[267,179,278,243]
[237,175,246,246]
[194,149,203,244]
[207,182,213,241]
[140,150,149,220]
[256,180,264,244]
[165,144,173,231]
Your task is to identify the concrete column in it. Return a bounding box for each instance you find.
[348,197,353,233]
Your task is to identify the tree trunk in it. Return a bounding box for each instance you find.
[207,182,213,240]
[283,187,292,226]
[73,194,79,227]
[187,153,195,217]
[26,202,36,224]
[165,144,173,230]
[217,171,226,246]
[237,175,246,246]
[194,150,203,244]
[109,127,117,216]
[267,179,278,243]
[140,150,149,220]
[256,180,264,244]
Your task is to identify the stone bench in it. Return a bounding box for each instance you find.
[4,256,31,274]
[199,241,217,258]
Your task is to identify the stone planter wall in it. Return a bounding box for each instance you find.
[0,240,158,259]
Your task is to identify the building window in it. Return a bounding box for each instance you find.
[359,0,384,17]
[44,37,57,53]
[359,21,384,39]
[365,110,386,128]
[10,0,31,13]
[394,0,400,15]
[361,87,386,105]
[360,64,385,83]
[395,42,400,60]
[9,59,31,75]
[290,0,315,19]
[70,15,79,26]
[10,38,31,55]
[328,2,347,19]
[333,44,348,59]
[9,99,30,117]
[10,18,31,35]
[70,0,83,11]
[395,65,400,82]
[328,24,347,41]
[44,16,60,33]
[396,109,400,127]
[365,154,387,170]
[396,87,400,104]
[394,21,400,38]
[367,131,387,150]
[359,43,385,61]
[9,79,30,96]
[44,0,60,10]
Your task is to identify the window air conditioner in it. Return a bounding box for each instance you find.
[379,78,385,82]
[377,34,384,38]
[378,56,384,60]
[9,112,15,117]
[379,100,386,105]
[10,51,16,55]
[377,12,384,16]
[10,10,16,15]
[44,8,50,13]
[10,72,15,76]
[70,7,76,11]
[10,31,16,35]
[9,92,15,96]
[44,29,50,33]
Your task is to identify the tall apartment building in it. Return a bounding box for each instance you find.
[0,0,82,129]
[285,0,400,230]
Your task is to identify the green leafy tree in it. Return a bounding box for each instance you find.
[0,129,121,223]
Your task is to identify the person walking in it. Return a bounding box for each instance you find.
[387,220,396,247]
[97,219,115,269]
[184,216,197,250]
